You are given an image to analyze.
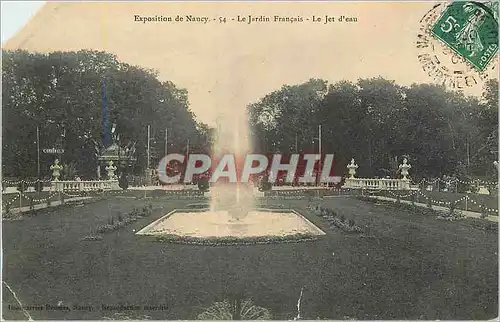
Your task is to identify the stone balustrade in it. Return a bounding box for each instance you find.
[51,180,120,192]
[341,157,418,191]
[342,178,416,191]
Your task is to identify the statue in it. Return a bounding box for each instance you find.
[50,159,63,181]
[105,161,118,180]
[399,158,412,180]
[347,158,359,179]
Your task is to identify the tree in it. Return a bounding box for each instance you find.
[2,49,209,179]
[247,77,497,180]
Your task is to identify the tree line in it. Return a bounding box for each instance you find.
[247,77,498,181]
[2,50,211,179]
[3,49,498,183]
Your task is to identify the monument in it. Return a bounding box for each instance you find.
[105,161,118,180]
[93,127,137,179]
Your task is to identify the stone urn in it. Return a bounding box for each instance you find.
[50,159,63,181]
[347,158,358,179]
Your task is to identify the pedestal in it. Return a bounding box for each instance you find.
[400,179,411,190]
[52,181,64,192]
[342,178,355,189]
[110,180,121,191]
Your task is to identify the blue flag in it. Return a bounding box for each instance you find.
[101,77,111,148]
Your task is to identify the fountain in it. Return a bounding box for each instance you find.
[136,110,325,242]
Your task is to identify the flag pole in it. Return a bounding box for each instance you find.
[37,126,40,191]
[147,125,151,169]
[318,124,322,187]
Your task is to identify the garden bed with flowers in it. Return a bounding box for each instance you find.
[154,232,319,246]
[308,205,363,233]
[81,204,154,241]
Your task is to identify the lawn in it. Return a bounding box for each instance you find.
[2,193,498,320]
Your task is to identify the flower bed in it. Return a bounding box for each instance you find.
[309,205,363,233]
[186,203,210,209]
[154,233,318,246]
[257,196,306,200]
[255,204,285,209]
[164,195,207,200]
[164,191,205,196]
[81,235,104,241]
[94,204,153,234]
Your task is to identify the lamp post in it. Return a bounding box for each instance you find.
[311,125,322,186]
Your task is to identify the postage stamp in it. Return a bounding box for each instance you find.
[417,1,498,90]
[431,1,498,71]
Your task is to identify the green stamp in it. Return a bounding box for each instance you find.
[431,1,498,72]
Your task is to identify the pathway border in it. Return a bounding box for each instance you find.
[366,195,498,222]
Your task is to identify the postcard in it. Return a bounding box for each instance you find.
[2,1,498,320]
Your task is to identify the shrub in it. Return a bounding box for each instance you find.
[145,204,153,216]
[485,222,498,232]
[118,173,129,190]
[198,178,210,192]
[16,181,26,193]
[258,182,272,192]
[449,201,457,215]
[35,181,43,193]
[480,208,489,219]
[82,235,103,241]
[197,298,272,320]
[155,233,317,246]
[4,202,11,215]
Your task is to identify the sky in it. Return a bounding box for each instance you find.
[1,1,45,44]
